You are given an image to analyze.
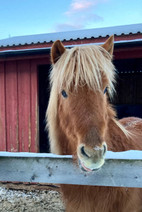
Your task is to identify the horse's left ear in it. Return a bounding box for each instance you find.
[101,35,114,55]
[51,40,66,64]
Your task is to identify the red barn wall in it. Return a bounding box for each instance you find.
[0,56,50,152]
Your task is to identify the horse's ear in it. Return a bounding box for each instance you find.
[51,40,66,64]
[101,35,114,55]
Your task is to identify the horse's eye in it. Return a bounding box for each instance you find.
[61,90,68,98]
[104,87,107,94]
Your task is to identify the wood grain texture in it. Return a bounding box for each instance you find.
[0,62,6,150]
[17,60,31,152]
[30,60,39,152]
[5,61,18,151]
[0,151,142,188]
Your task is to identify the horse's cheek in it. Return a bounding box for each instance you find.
[58,98,72,127]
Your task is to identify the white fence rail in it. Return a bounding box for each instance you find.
[0,151,142,188]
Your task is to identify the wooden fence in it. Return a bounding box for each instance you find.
[0,151,142,188]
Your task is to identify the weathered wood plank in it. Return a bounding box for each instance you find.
[5,61,18,151]
[17,60,31,152]
[0,151,142,188]
[0,62,6,150]
[30,60,39,152]
[0,182,60,191]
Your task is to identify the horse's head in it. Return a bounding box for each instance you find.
[47,36,115,172]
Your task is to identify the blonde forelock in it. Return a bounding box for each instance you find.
[50,45,116,96]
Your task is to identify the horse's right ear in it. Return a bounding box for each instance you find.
[51,40,66,64]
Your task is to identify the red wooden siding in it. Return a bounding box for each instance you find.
[0,59,40,152]
[114,47,142,59]
[18,60,31,152]
[0,62,6,150]
[30,60,39,153]
[5,61,18,152]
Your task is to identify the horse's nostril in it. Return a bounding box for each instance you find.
[102,143,107,156]
[80,146,90,158]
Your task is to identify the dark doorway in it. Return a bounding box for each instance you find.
[113,58,142,119]
[38,64,51,153]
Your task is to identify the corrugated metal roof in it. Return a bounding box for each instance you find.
[0,23,142,47]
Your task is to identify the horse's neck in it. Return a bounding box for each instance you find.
[106,118,127,151]
[106,106,131,151]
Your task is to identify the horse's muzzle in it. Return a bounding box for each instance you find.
[77,142,107,172]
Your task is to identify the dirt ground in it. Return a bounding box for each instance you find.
[0,185,65,212]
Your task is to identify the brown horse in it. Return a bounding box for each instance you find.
[46,36,142,212]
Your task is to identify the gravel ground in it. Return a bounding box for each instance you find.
[0,187,65,212]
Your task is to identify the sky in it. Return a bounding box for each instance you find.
[0,0,142,40]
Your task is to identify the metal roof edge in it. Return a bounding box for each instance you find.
[0,23,142,47]
[0,39,142,59]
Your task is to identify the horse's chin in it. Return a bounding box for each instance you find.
[80,161,95,172]
[79,159,105,173]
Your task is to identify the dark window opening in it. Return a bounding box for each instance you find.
[38,65,51,153]
[113,58,142,119]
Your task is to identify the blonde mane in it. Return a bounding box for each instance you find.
[46,45,131,154]
[50,45,116,95]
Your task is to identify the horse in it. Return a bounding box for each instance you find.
[46,36,142,212]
